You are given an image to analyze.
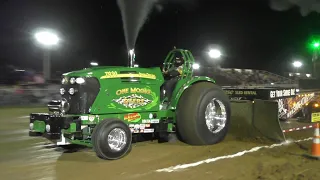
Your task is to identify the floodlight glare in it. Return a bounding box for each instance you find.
[208,49,222,59]
[35,31,59,46]
[90,62,98,66]
[193,63,200,70]
[292,61,302,68]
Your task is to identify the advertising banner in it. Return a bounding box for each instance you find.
[223,88,297,100]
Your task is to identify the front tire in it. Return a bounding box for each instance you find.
[176,82,231,145]
[92,119,132,160]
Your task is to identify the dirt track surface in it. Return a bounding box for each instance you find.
[0,107,320,180]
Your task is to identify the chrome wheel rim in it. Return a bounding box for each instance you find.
[107,128,127,151]
[205,98,227,134]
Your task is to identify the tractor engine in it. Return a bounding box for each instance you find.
[48,76,100,115]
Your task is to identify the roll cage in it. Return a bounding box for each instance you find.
[162,48,196,79]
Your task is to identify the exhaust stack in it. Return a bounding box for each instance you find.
[128,49,135,67]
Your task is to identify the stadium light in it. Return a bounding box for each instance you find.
[35,30,59,46]
[208,49,222,59]
[292,61,303,68]
[34,29,60,82]
[193,63,200,70]
[90,62,98,66]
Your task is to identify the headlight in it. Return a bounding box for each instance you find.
[69,88,75,95]
[45,124,51,132]
[76,77,85,84]
[60,88,65,95]
[60,98,70,113]
[70,77,76,84]
[62,77,68,84]
[29,123,34,130]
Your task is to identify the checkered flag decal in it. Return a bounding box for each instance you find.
[113,94,152,108]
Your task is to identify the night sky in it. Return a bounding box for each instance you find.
[0,0,320,75]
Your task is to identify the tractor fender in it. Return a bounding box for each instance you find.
[170,76,215,109]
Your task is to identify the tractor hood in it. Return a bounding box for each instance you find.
[58,66,164,115]
[62,66,164,83]
[63,66,120,77]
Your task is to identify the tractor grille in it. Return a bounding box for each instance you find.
[61,77,100,114]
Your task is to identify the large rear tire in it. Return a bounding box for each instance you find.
[176,82,231,145]
[92,119,132,160]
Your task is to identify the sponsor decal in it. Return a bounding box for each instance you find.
[128,124,155,134]
[139,124,146,129]
[80,116,88,121]
[133,124,140,133]
[144,129,154,133]
[124,113,141,122]
[142,119,160,124]
[151,119,160,123]
[312,112,320,123]
[142,119,151,123]
[100,71,156,80]
[116,87,152,96]
[112,87,154,109]
[113,94,152,108]
[134,124,140,129]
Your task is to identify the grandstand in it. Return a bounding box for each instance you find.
[287,72,312,80]
[195,67,299,89]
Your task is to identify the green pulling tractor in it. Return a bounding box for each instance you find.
[29,48,231,160]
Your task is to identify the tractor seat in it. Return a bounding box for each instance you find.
[160,76,181,103]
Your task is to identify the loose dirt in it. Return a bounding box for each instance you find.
[0,107,319,180]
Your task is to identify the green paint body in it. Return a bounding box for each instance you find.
[31,49,216,147]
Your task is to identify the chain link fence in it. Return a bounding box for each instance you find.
[0,84,61,106]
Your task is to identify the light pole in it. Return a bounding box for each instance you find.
[34,29,60,81]
[292,61,303,73]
